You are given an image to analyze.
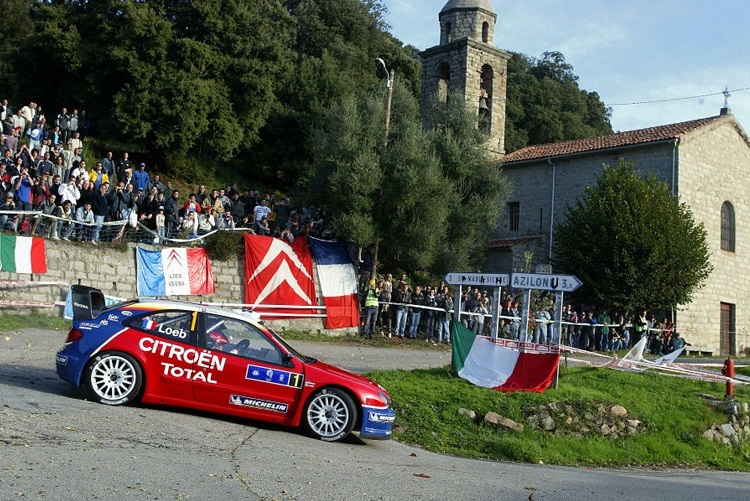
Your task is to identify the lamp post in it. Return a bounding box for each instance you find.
[375,58,395,148]
[370,58,395,281]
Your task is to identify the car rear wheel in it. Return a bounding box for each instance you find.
[303,388,357,442]
[85,352,143,406]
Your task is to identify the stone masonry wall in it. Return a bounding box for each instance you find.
[0,242,336,334]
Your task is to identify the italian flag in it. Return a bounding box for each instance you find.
[451,322,559,392]
[0,235,47,274]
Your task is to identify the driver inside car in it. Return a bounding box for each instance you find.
[207,330,234,352]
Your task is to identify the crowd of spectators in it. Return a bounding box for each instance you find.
[1,99,335,245]
[360,269,687,355]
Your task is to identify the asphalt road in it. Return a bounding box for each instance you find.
[2,328,749,500]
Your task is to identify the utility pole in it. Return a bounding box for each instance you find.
[372,58,395,280]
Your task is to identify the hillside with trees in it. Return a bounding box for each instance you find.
[0,0,613,273]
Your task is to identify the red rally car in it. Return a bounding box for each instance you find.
[56,286,395,442]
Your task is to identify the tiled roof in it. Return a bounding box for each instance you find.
[503,115,724,164]
[487,235,544,249]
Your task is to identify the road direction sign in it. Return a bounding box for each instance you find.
[443,272,508,287]
[510,273,582,292]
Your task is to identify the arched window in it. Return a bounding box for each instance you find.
[721,201,735,252]
[437,62,450,104]
[441,22,452,44]
[482,22,489,43]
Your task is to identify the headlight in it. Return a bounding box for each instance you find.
[378,390,391,407]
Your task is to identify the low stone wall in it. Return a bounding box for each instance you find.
[0,240,356,335]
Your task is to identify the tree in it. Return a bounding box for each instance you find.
[552,160,713,312]
[309,82,450,271]
[504,51,613,153]
[426,91,511,271]
[309,85,510,275]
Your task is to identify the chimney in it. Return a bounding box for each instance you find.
[720,107,732,116]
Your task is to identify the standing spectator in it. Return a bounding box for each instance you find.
[68,131,83,151]
[55,108,69,143]
[473,298,489,336]
[362,279,379,339]
[181,210,199,238]
[37,152,54,178]
[117,152,132,182]
[0,193,18,231]
[197,207,216,235]
[195,184,208,205]
[90,183,110,244]
[88,162,109,189]
[407,285,424,340]
[155,206,166,243]
[569,308,580,347]
[423,288,438,344]
[102,151,116,182]
[36,193,57,237]
[58,176,81,212]
[68,110,79,143]
[54,200,75,240]
[437,289,453,344]
[164,188,180,238]
[378,273,393,335]
[75,201,95,242]
[253,199,271,229]
[598,309,611,351]
[393,282,410,339]
[133,162,150,192]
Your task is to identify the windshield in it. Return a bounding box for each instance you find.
[263,325,315,363]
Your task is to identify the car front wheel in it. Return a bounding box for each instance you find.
[85,352,143,406]
[303,388,357,442]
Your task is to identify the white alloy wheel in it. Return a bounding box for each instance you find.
[86,352,143,405]
[304,388,357,442]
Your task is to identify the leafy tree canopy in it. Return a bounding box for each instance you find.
[309,87,508,274]
[552,160,713,312]
[505,51,613,153]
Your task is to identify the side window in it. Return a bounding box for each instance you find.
[127,310,196,344]
[201,313,283,365]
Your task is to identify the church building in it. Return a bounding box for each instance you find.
[422,0,750,355]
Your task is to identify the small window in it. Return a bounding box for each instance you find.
[507,202,520,231]
[130,310,196,344]
[721,201,735,252]
[482,22,489,43]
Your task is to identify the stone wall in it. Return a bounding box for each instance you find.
[0,241,341,335]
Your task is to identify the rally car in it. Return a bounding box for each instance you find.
[56,286,394,442]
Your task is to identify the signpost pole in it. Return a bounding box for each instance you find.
[491,287,500,339]
[519,289,531,342]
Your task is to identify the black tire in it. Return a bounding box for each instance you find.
[85,351,143,406]
[303,388,358,442]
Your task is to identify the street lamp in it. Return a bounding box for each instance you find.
[375,58,395,148]
[369,58,396,281]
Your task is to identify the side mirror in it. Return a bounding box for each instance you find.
[282,353,294,367]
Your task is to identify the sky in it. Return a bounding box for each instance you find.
[381,0,750,133]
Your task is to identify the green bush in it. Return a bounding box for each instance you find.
[205,231,245,261]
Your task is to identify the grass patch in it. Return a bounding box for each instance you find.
[368,365,750,469]
[0,312,71,331]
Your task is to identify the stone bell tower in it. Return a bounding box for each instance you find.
[420,0,511,155]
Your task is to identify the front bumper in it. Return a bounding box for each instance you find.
[359,405,396,440]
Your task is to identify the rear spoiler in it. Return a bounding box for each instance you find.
[70,285,107,320]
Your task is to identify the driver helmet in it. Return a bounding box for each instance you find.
[208,330,229,347]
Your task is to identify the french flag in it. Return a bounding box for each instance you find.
[142,319,157,330]
[136,247,215,296]
[308,237,360,329]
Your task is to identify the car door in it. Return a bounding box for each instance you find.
[125,309,198,404]
[192,312,305,423]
